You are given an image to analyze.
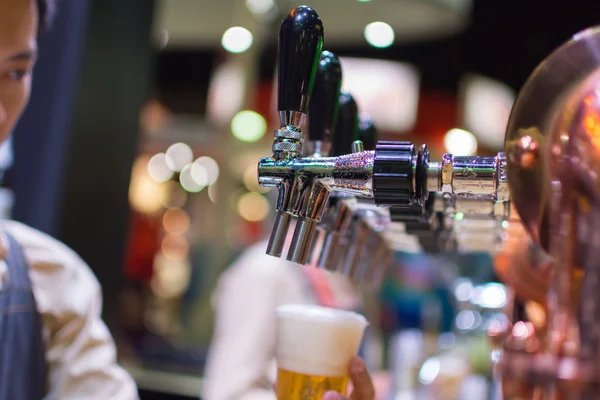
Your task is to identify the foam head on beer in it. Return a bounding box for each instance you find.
[275,304,368,378]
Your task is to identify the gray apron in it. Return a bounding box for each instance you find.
[0,233,47,399]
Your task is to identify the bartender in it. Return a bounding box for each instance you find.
[203,220,379,400]
[0,0,137,398]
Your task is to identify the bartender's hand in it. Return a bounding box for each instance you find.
[323,357,375,400]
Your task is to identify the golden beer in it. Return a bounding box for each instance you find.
[276,368,348,399]
[275,304,368,400]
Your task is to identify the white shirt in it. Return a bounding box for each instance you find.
[202,239,359,400]
[0,219,138,400]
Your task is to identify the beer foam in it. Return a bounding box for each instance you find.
[275,304,368,377]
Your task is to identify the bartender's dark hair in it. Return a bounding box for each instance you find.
[36,0,56,32]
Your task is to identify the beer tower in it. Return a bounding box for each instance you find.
[258,6,509,276]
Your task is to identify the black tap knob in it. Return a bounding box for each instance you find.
[331,92,359,156]
[308,51,342,145]
[373,141,415,207]
[278,6,324,117]
[358,115,378,151]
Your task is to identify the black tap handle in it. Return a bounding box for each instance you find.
[358,115,378,151]
[278,6,324,115]
[308,51,342,143]
[331,92,359,156]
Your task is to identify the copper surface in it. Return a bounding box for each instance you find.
[505,26,600,251]
[494,220,550,306]
[498,25,600,397]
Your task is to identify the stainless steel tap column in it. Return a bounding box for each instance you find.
[260,6,512,273]
[259,7,377,264]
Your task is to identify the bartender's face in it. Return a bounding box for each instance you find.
[0,0,38,144]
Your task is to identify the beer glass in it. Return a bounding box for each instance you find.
[275,304,368,400]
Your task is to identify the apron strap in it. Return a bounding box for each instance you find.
[0,233,48,399]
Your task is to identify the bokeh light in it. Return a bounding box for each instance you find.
[147,153,173,182]
[193,156,220,185]
[161,233,189,261]
[180,164,204,193]
[151,253,192,299]
[190,162,208,187]
[444,128,478,156]
[130,156,168,214]
[163,208,191,235]
[231,110,267,142]
[208,184,218,203]
[246,0,275,14]
[221,27,253,53]
[165,143,193,172]
[160,181,188,208]
[237,192,270,222]
[364,22,395,48]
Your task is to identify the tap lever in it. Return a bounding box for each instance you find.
[358,115,377,151]
[278,6,324,123]
[274,6,324,160]
[308,51,342,156]
[266,5,324,257]
[331,92,359,157]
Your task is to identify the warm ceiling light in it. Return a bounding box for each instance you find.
[444,128,478,156]
[222,27,253,54]
[364,22,395,48]
[246,0,275,15]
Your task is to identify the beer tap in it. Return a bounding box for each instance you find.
[304,49,346,267]
[306,51,342,158]
[307,66,385,275]
[358,115,377,153]
[341,206,392,285]
[263,5,324,262]
[260,5,509,268]
[316,100,399,285]
[330,116,395,283]
[329,92,360,158]
[316,92,361,271]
